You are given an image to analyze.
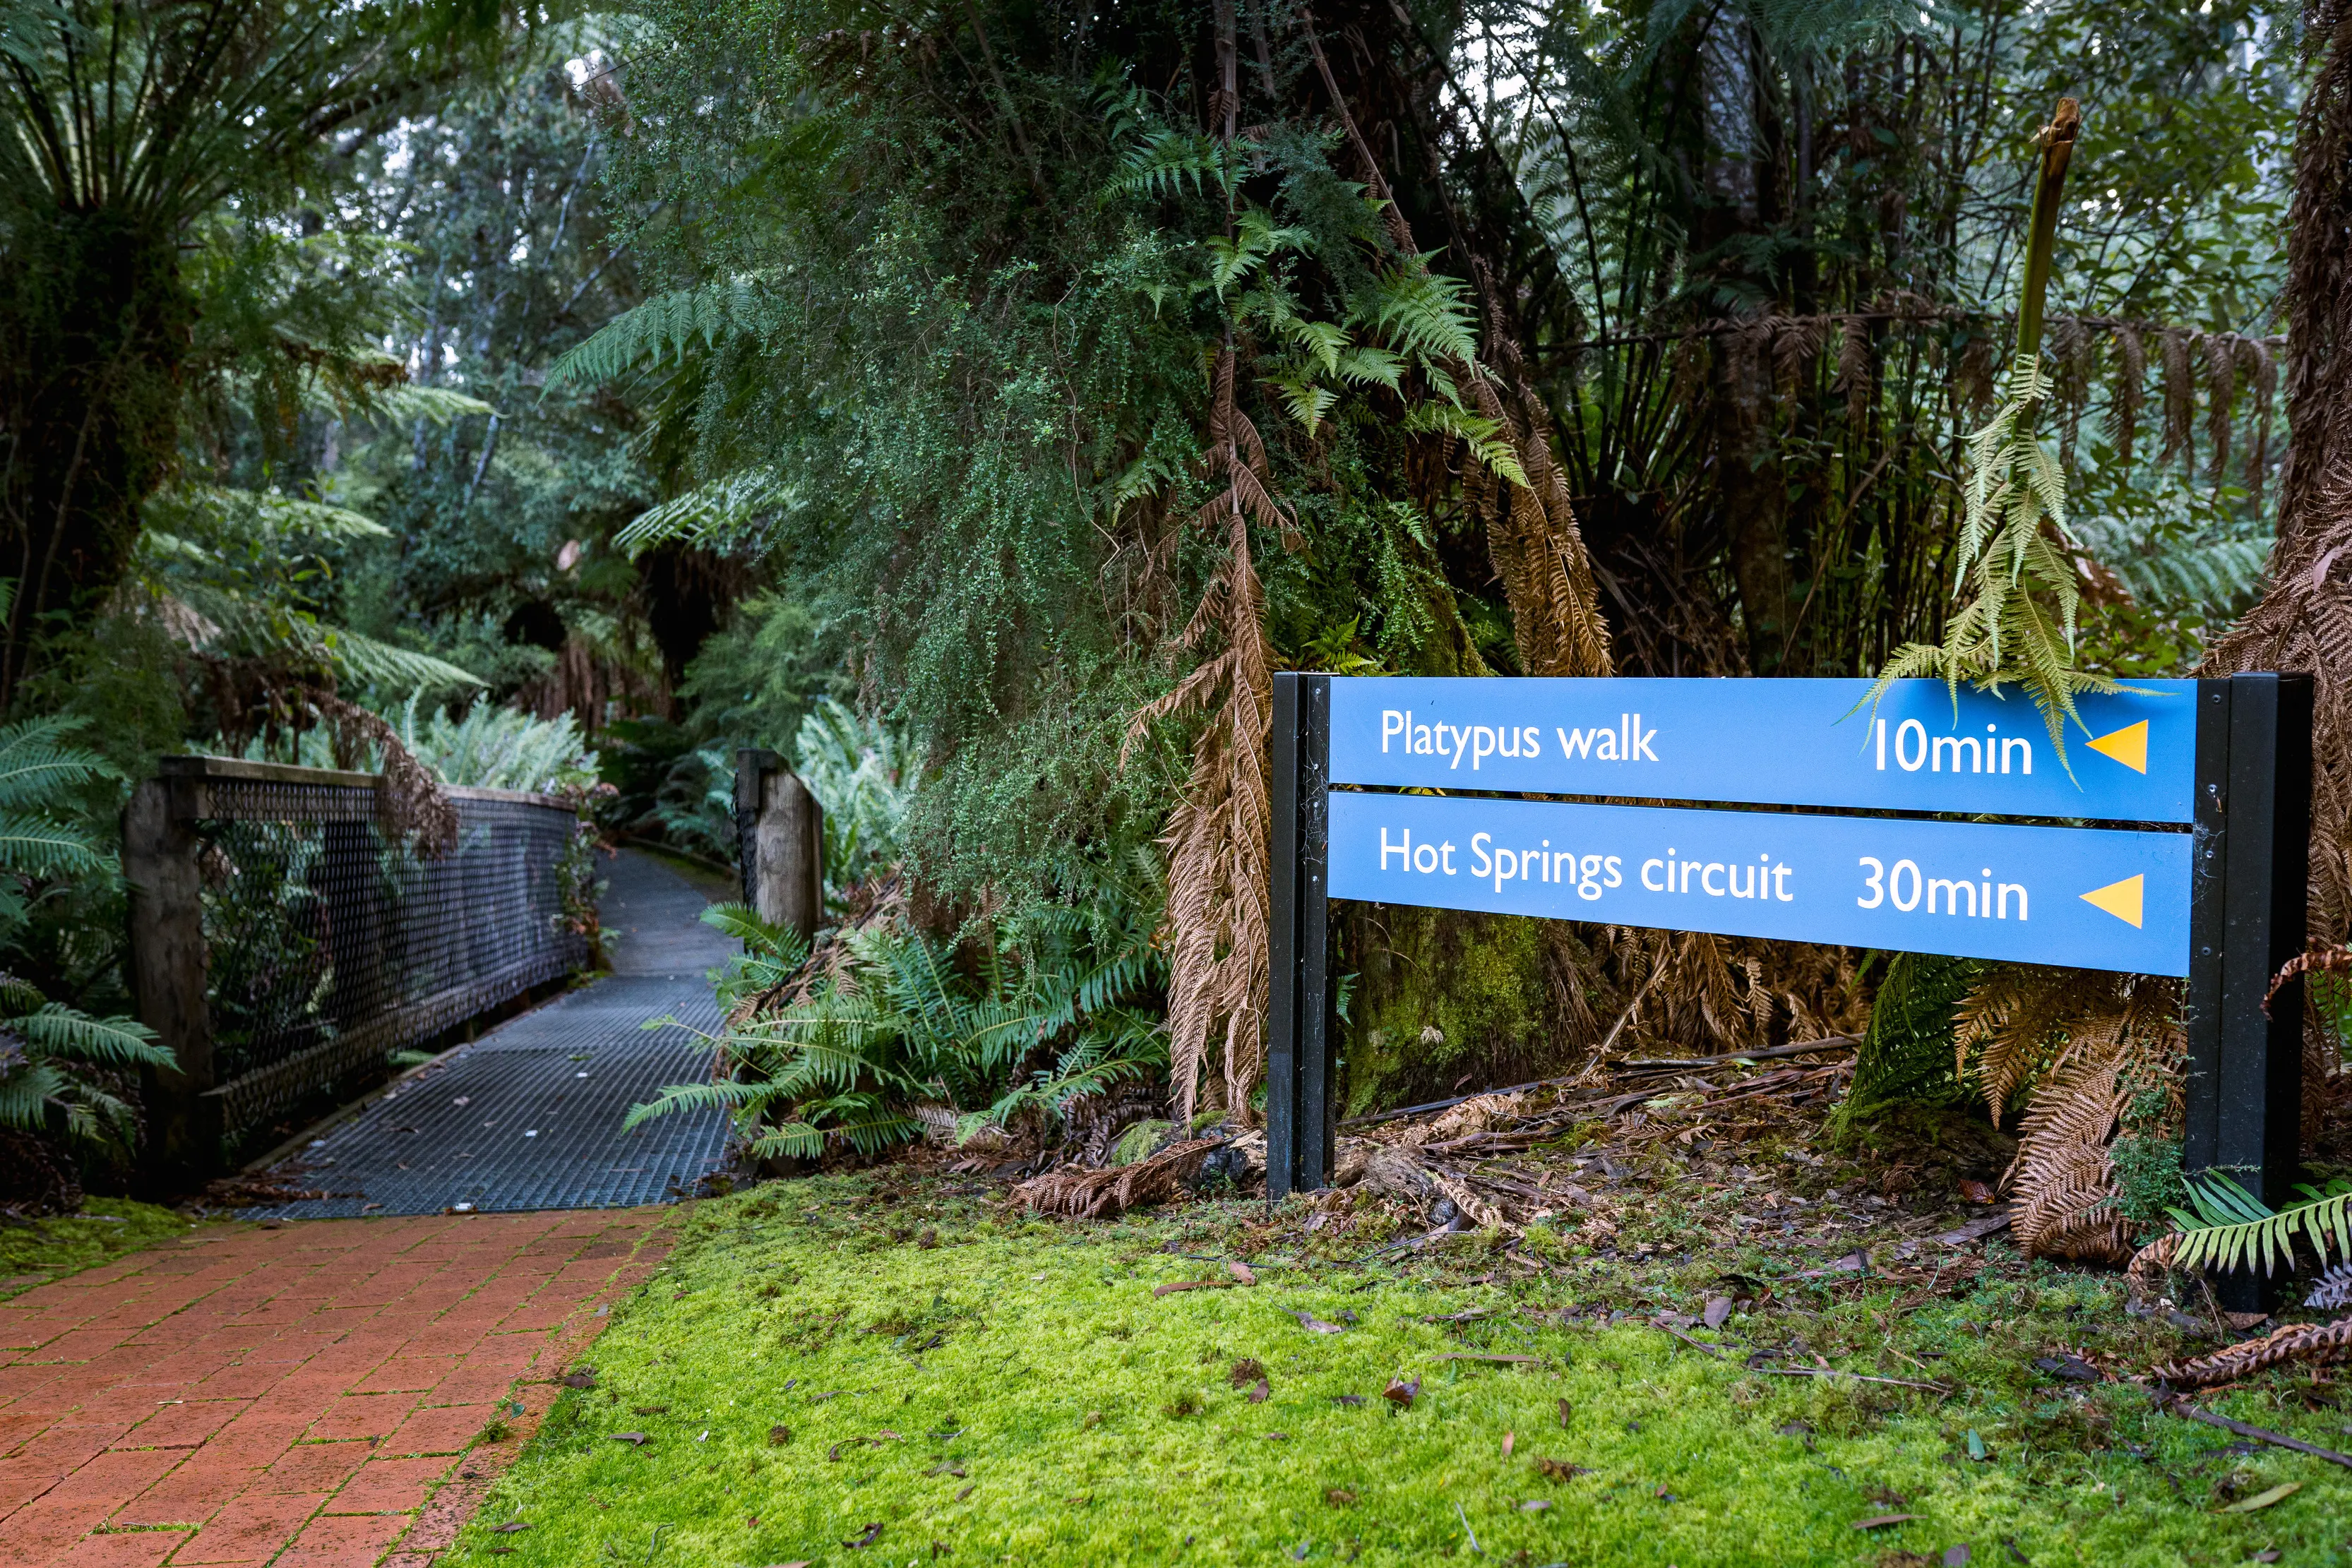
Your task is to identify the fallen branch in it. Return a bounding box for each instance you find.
[1758,1366,1950,1394]
[1614,1036,1860,1072]
[2155,1392,2352,1471]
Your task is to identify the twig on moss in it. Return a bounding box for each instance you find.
[2154,1392,2352,1471]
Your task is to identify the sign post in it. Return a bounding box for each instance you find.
[1266,671,2310,1304]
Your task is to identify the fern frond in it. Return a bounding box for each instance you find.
[547,277,775,388]
[2169,1174,2352,1276]
[1368,261,1480,368]
[0,813,106,876]
[1400,403,1531,489]
[8,1006,170,1067]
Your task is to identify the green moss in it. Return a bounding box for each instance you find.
[1344,909,1556,1115]
[458,1177,2352,1567]
[0,1199,198,1299]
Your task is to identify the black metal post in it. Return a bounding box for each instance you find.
[2183,673,2310,1310]
[1267,674,1332,1197]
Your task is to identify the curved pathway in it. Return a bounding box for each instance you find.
[0,851,732,1566]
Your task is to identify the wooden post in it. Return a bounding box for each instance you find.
[753,770,825,949]
[124,777,217,1187]
[734,748,780,908]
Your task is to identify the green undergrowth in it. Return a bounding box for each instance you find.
[0,1199,198,1299]
[460,1175,2351,1567]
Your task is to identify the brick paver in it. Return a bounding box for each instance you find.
[0,1211,673,1566]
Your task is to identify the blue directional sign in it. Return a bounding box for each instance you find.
[1327,676,2195,823]
[1326,791,2192,974]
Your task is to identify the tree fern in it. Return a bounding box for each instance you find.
[614,468,797,559]
[2167,1171,2352,1277]
[547,277,775,388]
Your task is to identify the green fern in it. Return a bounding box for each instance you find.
[1864,354,2118,766]
[547,276,775,388]
[614,468,797,559]
[2167,1171,2352,1277]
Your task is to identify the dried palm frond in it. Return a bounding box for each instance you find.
[1125,348,1282,1124]
[2205,330,2240,493]
[2161,328,2197,476]
[2242,336,2279,507]
[2049,313,2090,472]
[2151,1315,2352,1387]
[2108,323,2147,467]
[1835,316,1873,433]
[2007,1041,2132,1262]
[1012,1137,1224,1219]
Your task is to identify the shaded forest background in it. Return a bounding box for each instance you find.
[1,0,2340,1245]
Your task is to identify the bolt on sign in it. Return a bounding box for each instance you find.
[1267,674,2310,1303]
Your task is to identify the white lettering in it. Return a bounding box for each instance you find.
[1890,858,1922,912]
[1382,710,1405,753]
[1642,858,1666,890]
[1897,719,1927,772]
[1858,857,1884,908]
[2002,736,2031,775]
[1632,715,1657,761]
[1998,882,2028,919]
[1469,833,1493,880]
[1596,728,1619,761]
[1381,827,1410,870]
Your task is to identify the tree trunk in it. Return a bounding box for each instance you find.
[0,206,192,702]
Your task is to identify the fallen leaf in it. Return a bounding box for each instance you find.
[1382,1377,1420,1408]
[2223,1310,2272,1331]
[609,1433,648,1447]
[1154,1281,1224,1298]
[1229,1261,1256,1285]
[491,1522,530,1533]
[1325,1489,1356,1507]
[1775,1420,1814,1438]
[1228,1358,1265,1388]
[1430,1353,1539,1365]
[1959,1179,1995,1204]
[2030,1355,2100,1384]
[1654,1485,1675,1501]
[1334,1394,1365,1407]
[632,1405,669,1415]
[1520,1499,1551,1512]
[924,1461,967,1478]
[1556,1397,1572,1429]
[1851,1514,1920,1530]
[767,1562,812,1568]
[1965,1430,1988,1462]
[2221,1481,2301,1513]
[1248,1379,1270,1405]
[1501,1430,1515,1457]
[1264,1431,1289,1441]
[1534,1457,1592,1481]
[1943,1547,1972,1567]
[1291,1310,1347,1334]
[955,1485,976,1502]
[561,1372,597,1390]
[1702,1296,1733,1329]
[768,1424,791,1447]
[842,1521,884,1548]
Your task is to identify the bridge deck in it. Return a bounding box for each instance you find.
[244,850,735,1219]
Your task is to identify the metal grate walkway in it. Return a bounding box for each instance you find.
[244,850,737,1218]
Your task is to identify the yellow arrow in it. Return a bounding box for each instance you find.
[2079,874,2144,928]
[2085,719,2149,774]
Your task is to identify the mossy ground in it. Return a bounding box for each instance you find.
[458,1171,2351,1568]
[0,1197,196,1300]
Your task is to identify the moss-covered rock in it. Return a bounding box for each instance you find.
[1341,907,1570,1116]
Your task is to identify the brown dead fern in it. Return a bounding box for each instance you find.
[1125,348,1286,1124]
[2151,1315,2352,1387]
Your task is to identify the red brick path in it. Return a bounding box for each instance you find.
[0,1211,674,1567]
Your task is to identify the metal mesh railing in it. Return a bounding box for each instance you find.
[165,762,587,1137]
